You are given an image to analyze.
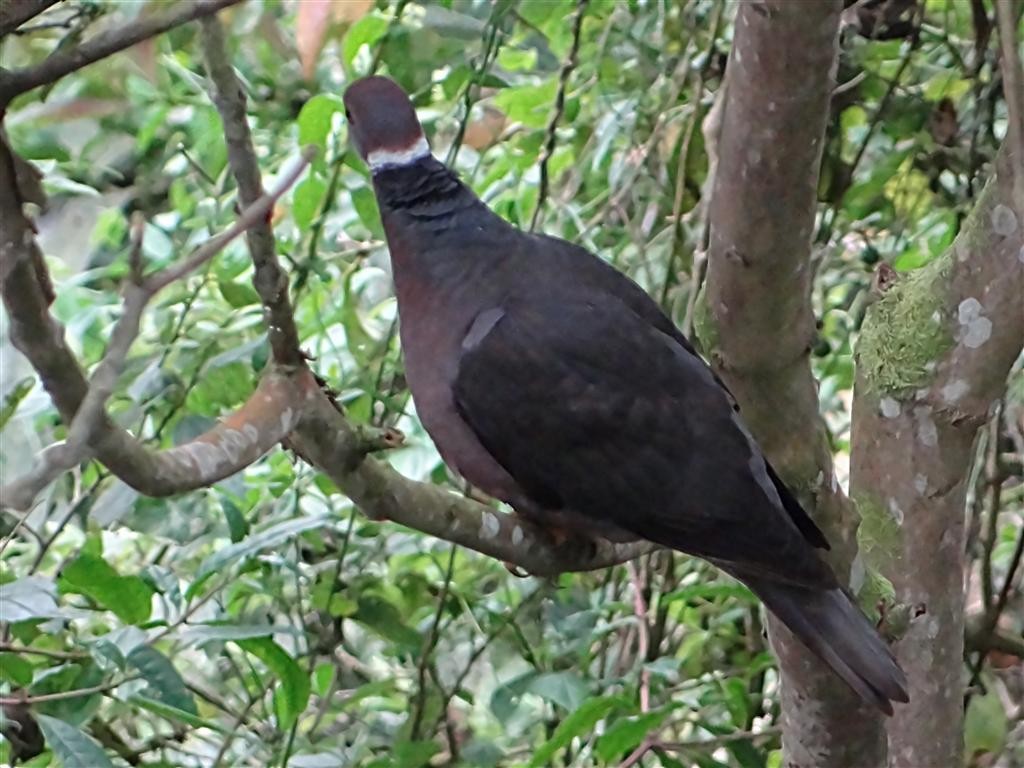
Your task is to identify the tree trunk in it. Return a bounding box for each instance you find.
[700,2,889,765]
[850,144,1024,768]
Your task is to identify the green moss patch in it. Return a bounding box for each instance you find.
[856,256,953,396]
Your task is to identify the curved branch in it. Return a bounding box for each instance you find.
[0,139,311,506]
[0,0,244,106]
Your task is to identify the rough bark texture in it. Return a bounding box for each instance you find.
[698,2,887,765]
[850,143,1024,768]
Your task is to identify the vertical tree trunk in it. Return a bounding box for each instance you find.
[850,145,1024,768]
[699,2,887,766]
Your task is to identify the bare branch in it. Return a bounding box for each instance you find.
[530,0,587,232]
[199,15,305,367]
[145,146,315,293]
[0,0,60,37]
[288,390,657,577]
[0,0,244,106]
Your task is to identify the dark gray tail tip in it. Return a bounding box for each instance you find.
[858,664,909,716]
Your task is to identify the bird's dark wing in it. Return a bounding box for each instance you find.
[453,295,835,589]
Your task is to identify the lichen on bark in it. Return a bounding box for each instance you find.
[856,257,954,397]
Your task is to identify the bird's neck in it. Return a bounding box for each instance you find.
[373,156,506,292]
[371,155,481,222]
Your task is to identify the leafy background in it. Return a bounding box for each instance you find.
[1,1,1022,766]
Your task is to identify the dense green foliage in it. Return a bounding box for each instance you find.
[0,1,1021,766]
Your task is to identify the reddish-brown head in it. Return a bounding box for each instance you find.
[343,76,430,172]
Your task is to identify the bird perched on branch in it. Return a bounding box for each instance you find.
[342,75,908,714]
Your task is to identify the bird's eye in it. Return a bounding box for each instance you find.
[345,108,353,123]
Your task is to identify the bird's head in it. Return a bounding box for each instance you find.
[343,76,430,173]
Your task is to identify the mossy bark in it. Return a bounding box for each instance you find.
[850,144,1023,768]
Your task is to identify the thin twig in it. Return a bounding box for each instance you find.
[0,676,141,706]
[0,0,243,105]
[409,545,457,741]
[368,0,410,75]
[447,11,505,167]
[530,0,587,232]
[989,525,1024,637]
[627,561,651,713]
[0,643,87,660]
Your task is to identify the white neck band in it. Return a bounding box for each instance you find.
[367,136,430,172]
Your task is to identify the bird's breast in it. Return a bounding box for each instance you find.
[394,280,524,504]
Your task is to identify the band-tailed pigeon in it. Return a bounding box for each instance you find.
[342,75,908,714]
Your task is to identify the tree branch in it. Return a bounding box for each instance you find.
[0,139,312,506]
[697,2,887,765]
[287,390,656,577]
[0,0,60,37]
[0,0,244,106]
[529,0,586,232]
[199,15,305,368]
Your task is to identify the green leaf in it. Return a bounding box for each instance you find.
[130,695,228,732]
[222,497,249,543]
[0,576,64,622]
[312,662,334,698]
[596,709,672,762]
[343,14,390,68]
[965,686,1007,758]
[337,679,400,713]
[525,670,589,711]
[0,377,34,430]
[721,678,750,727]
[492,79,558,129]
[236,638,311,731]
[0,653,33,686]
[190,514,331,594]
[352,595,422,650]
[180,623,296,645]
[350,185,383,237]
[293,175,327,232]
[527,696,623,768]
[31,663,103,725]
[36,714,113,768]
[217,276,262,308]
[127,646,197,715]
[394,740,441,768]
[141,222,174,264]
[60,553,153,625]
[297,94,346,151]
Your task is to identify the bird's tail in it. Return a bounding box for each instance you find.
[741,575,909,714]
